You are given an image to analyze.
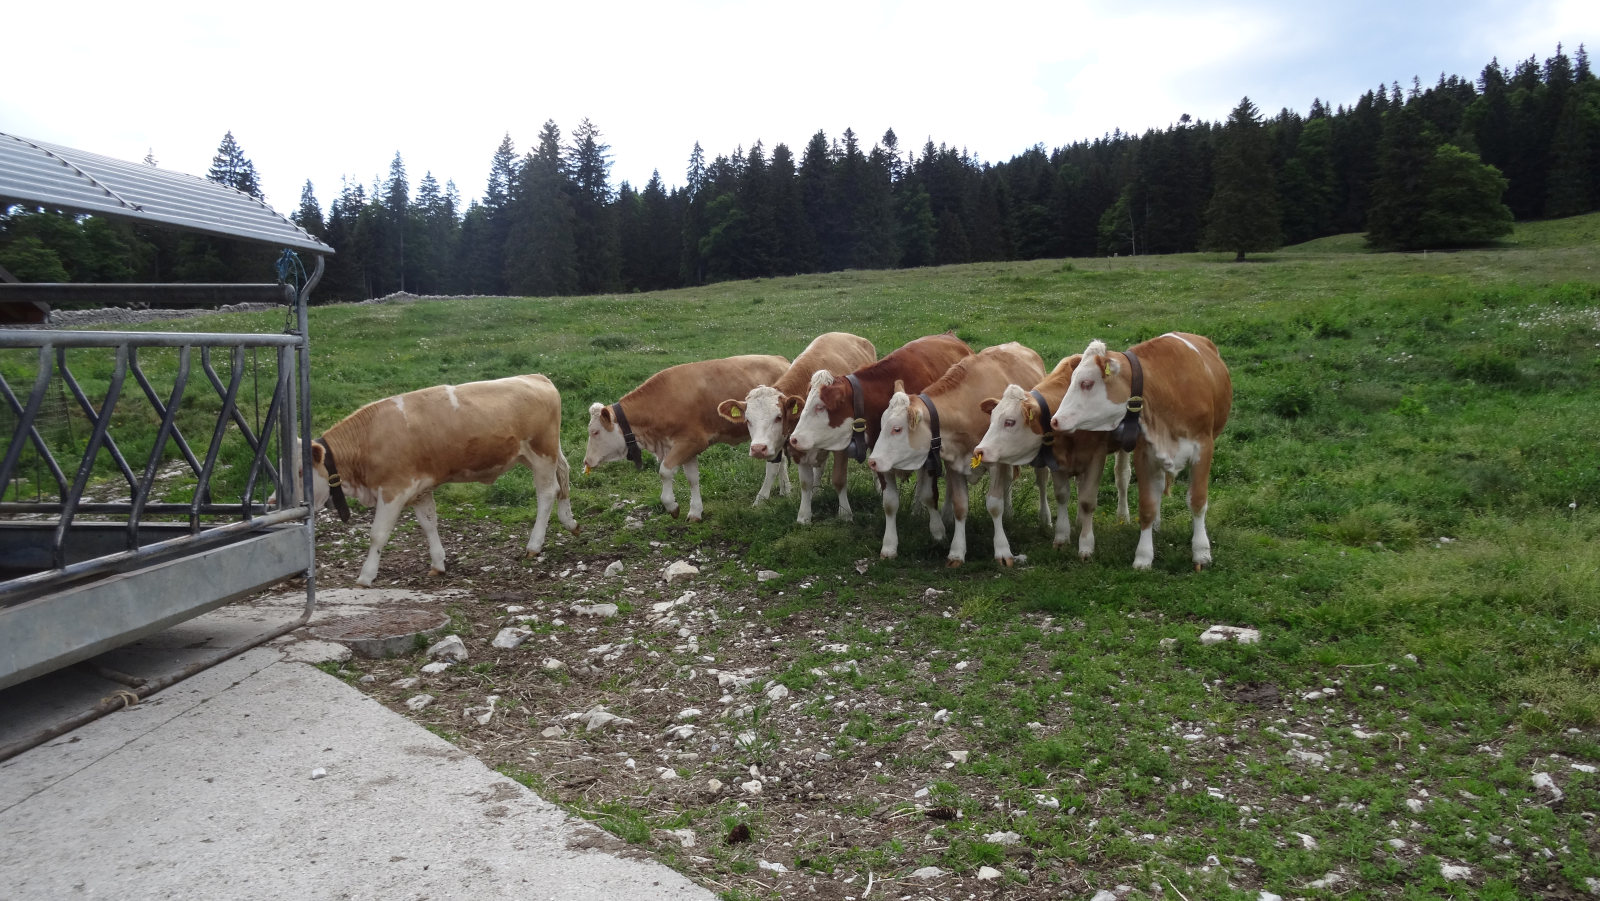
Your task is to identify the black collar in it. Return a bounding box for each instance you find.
[845,374,869,462]
[1112,349,1145,452]
[315,437,352,522]
[1029,389,1060,471]
[917,393,944,508]
[612,403,644,470]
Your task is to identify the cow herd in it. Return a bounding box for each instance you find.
[294,331,1231,586]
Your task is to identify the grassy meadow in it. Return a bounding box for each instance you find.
[13,214,1600,898]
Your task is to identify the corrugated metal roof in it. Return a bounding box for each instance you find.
[0,132,333,254]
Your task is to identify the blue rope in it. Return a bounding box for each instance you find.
[275,249,308,292]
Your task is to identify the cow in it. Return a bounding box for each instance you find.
[787,332,973,557]
[866,342,1051,566]
[584,354,790,522]
[971,357,1132,563]
[1049,332,1232,570]
[290,374,578,588]
[716,332,878,524]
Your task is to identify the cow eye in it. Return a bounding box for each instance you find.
[773,414,781,422]
[1080,379,1094,391]
[891,426,902,435]
[1004,419,1016,428]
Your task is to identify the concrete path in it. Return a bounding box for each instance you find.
[0,631,714,900]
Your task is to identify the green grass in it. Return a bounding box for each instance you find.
[10,212,1600,898]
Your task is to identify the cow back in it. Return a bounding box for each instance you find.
[625,354,791,446]
[1130,332,1232,441]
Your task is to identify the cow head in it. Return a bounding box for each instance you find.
[867,381,927,473]
[718,385,789,463]
[787,370,854,454]
[583,402,628,472]
[1052,341,1131,433]
[268,437,332,512]
[972,383,1047,468]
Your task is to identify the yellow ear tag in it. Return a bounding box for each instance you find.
[1025,407,1035,423]
[1103,362,1113,378]
[731,408,741,418]
[789,401,800,416]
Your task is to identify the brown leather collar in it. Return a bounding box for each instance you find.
[845,374,869,462]
[612,403,644,470]
[1112,349,1145,452]
[316,437,352,522]
[1029,389,1060,471]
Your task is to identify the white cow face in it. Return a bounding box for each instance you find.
[1052,341,1130,433]
[972,384,1046,467]
[787,371,852,454]
[583,402,628,472]
[718,385,791,463]
[867,385,927,473]
[269,438,331,511]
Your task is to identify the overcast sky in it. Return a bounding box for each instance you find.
[5,1,1593,217]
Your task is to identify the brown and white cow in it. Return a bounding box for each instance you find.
[1049,333,1232,570]
[788,332,973,556]
[584,354,790,521]
[866,342,1050,565]
[716,332,877,523]
[296,374,578,588]
[971,358,1132,562]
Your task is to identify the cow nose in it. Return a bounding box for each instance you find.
[867,457,879,471]
[788,435,801,449]
[1050,417,1061,431]
[750,443,767,458]
[972,448,985,465]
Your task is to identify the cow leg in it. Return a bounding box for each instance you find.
[1113,450,1132,523]
[357,490,411,588]
[1035,467,1053,531]
[412,491,448,576]
[524,453,576,558]
[795,459,819,524]
[682,458,706,522]
[986,465,1014,566]
[1050,469,1074,549]
[1076,461,1106,561]
[917,471,947,543]
[658,462,681,518]
[1188,445,1216,569]
[1132,451,1163,571]
[945,469,970,566]
[832,450,853,520]
[880,473,902,558]
[777,458,791,497]
[754,458,786,504]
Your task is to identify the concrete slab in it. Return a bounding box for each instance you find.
[0,646,714,900]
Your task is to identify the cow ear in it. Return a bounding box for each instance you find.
[717,400,745,423]
[1024,404,1036,423]
[893,378,906,395]
[907,403,920,429]
[598,406,615,430]
[1065,354,1083,372]
[784,395,803,418]
[310,442,325,466]
[980,398,999,415]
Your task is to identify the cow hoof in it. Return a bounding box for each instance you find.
[429,567,445,577]
[688,514,703,523]
[1079,551,1093,561]
[999,556,1014,568]
[1195,563,1205,573]
[522,550,540,560]
[570,524,582,535]
[356,579,374,589]
[946,558,964,568]
[669,508,680,519]
[1052,540,1066,550]
[880,551,896,560]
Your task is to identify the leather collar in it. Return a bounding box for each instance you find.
[1029,389,1061,471]
[315,437,352,522]
[1112,349,1145,452]
[612,403,644,470]
[845,374,869,463]
[918,393,944,508]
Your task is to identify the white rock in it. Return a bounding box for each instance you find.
[664,561,700,582]
[986,831,1022,845]
[757,570,781,582]
[758,860,788,873]
[1585,876,1600,894]
[736,732,757,748]
[741,780,763,795]
[914,788,930,799]
[540,726,566,738]
[949,750,969,764]
[707,779,723,792]
[604,560,624,577]
[1387,838,1407,850]
[465,695,499,726]
[676,708,703,721]
[1351,728,1378,739]
[572,602,619,618]
[310,767,327,780]
[955,660,969,670]
[1033,794,1060,809]
[504,605,526,614]
[543,658,566,672]
[1307,872,1343,889]
[1199,625,1261,645]
[358,674,375,684]
[390,677,420,689]
[1440,863,1470,881]
[1406,798,1425,813]
[1091,891,1117,901]
[404,694,434,711]
[1295,832,1318,850]
[932,708,951,723]
[1571,763,1597,774]
[659,768,679,781]
[421,661,452,675]
[663,725,698,742]
[426,634,469,661]
[1288,749,1326,765]
[976,866,1002,881]
[564,707,634,732]
[492,627,532,649]
[910,866,944,879]
[1258,893,1283,901]
[766,684,790,701]
[666,828,694,848]
[1160,637,1178,648]
[1532,771,1564,801]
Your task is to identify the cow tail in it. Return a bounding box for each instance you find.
[556,451,571,500]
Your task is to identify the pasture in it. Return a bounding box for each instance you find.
[22,215,1600,898]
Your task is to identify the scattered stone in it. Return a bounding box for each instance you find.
[741,779,763,795]
[1307,872,1343,890]
[707,779,723,792]
[1532,772,1564,802]
[1258,893,1283,901]
[1304,688,1337,701]
[1406,798,1425,813]
[676,708,703,721]
[659,768,679,781]
[357,674,375,684]
[910,866,944,879]
[404,694,435,711]
[390,677,420,690]
[1288,749,1326,765]
[1160,637,1178,649]
[1199,625,1261,645]
[540,726,567,739]
[421,662,452,675]
[665,828,695,848]
[985,831,1022,845]
[933,708,951,723]
[564,707,634,732]
[604,560,624,577]
[1585,876,1600,894]
[949,750,969,764]
[758,860,788,874]
[464,695,499,726]
[756,570,781,582]
[1387,838,1407,850]
[766,684,790,701]
[1295,832,1318,850]
[543,658,567,672]
[664,561,700,583]
[426,634,469,661]
[736,732,757,748]
[1440,863,1471,881]
[1572,763,1597,774]
[977,866,1002,881]
[571,602,619,618]
[492,627,532,649]
[310,767,327,780]
[664,725,698,742]
[1090,891,1117,901]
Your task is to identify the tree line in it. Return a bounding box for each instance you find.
[2,45,1595,301]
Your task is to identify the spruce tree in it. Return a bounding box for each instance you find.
[293,181,326,238]
[1366,104,1437,249]
[1202,97,1281,261]
[206,131,264,200]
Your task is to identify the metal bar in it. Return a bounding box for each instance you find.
[127,346,191,551]
[57,346,139,498]
[239,370,283,521]
[52,345,129,569]
[130,345,204,482]
[0,331,301,349]
[200,347,280,508]
[297,255,324,618]
[0,345,67,499]
[196,346,246,529]
[0,502,282,515]
[3,506,310,602]
[0,283,295,307]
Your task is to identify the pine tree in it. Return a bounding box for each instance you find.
[1202,97,1281,261]
[565,118,620,292]
[206,131,264,200]
[1416,144,1513,246]
[293,181,326,238]
[503,122,577,296]
[1366,104,1437,250]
